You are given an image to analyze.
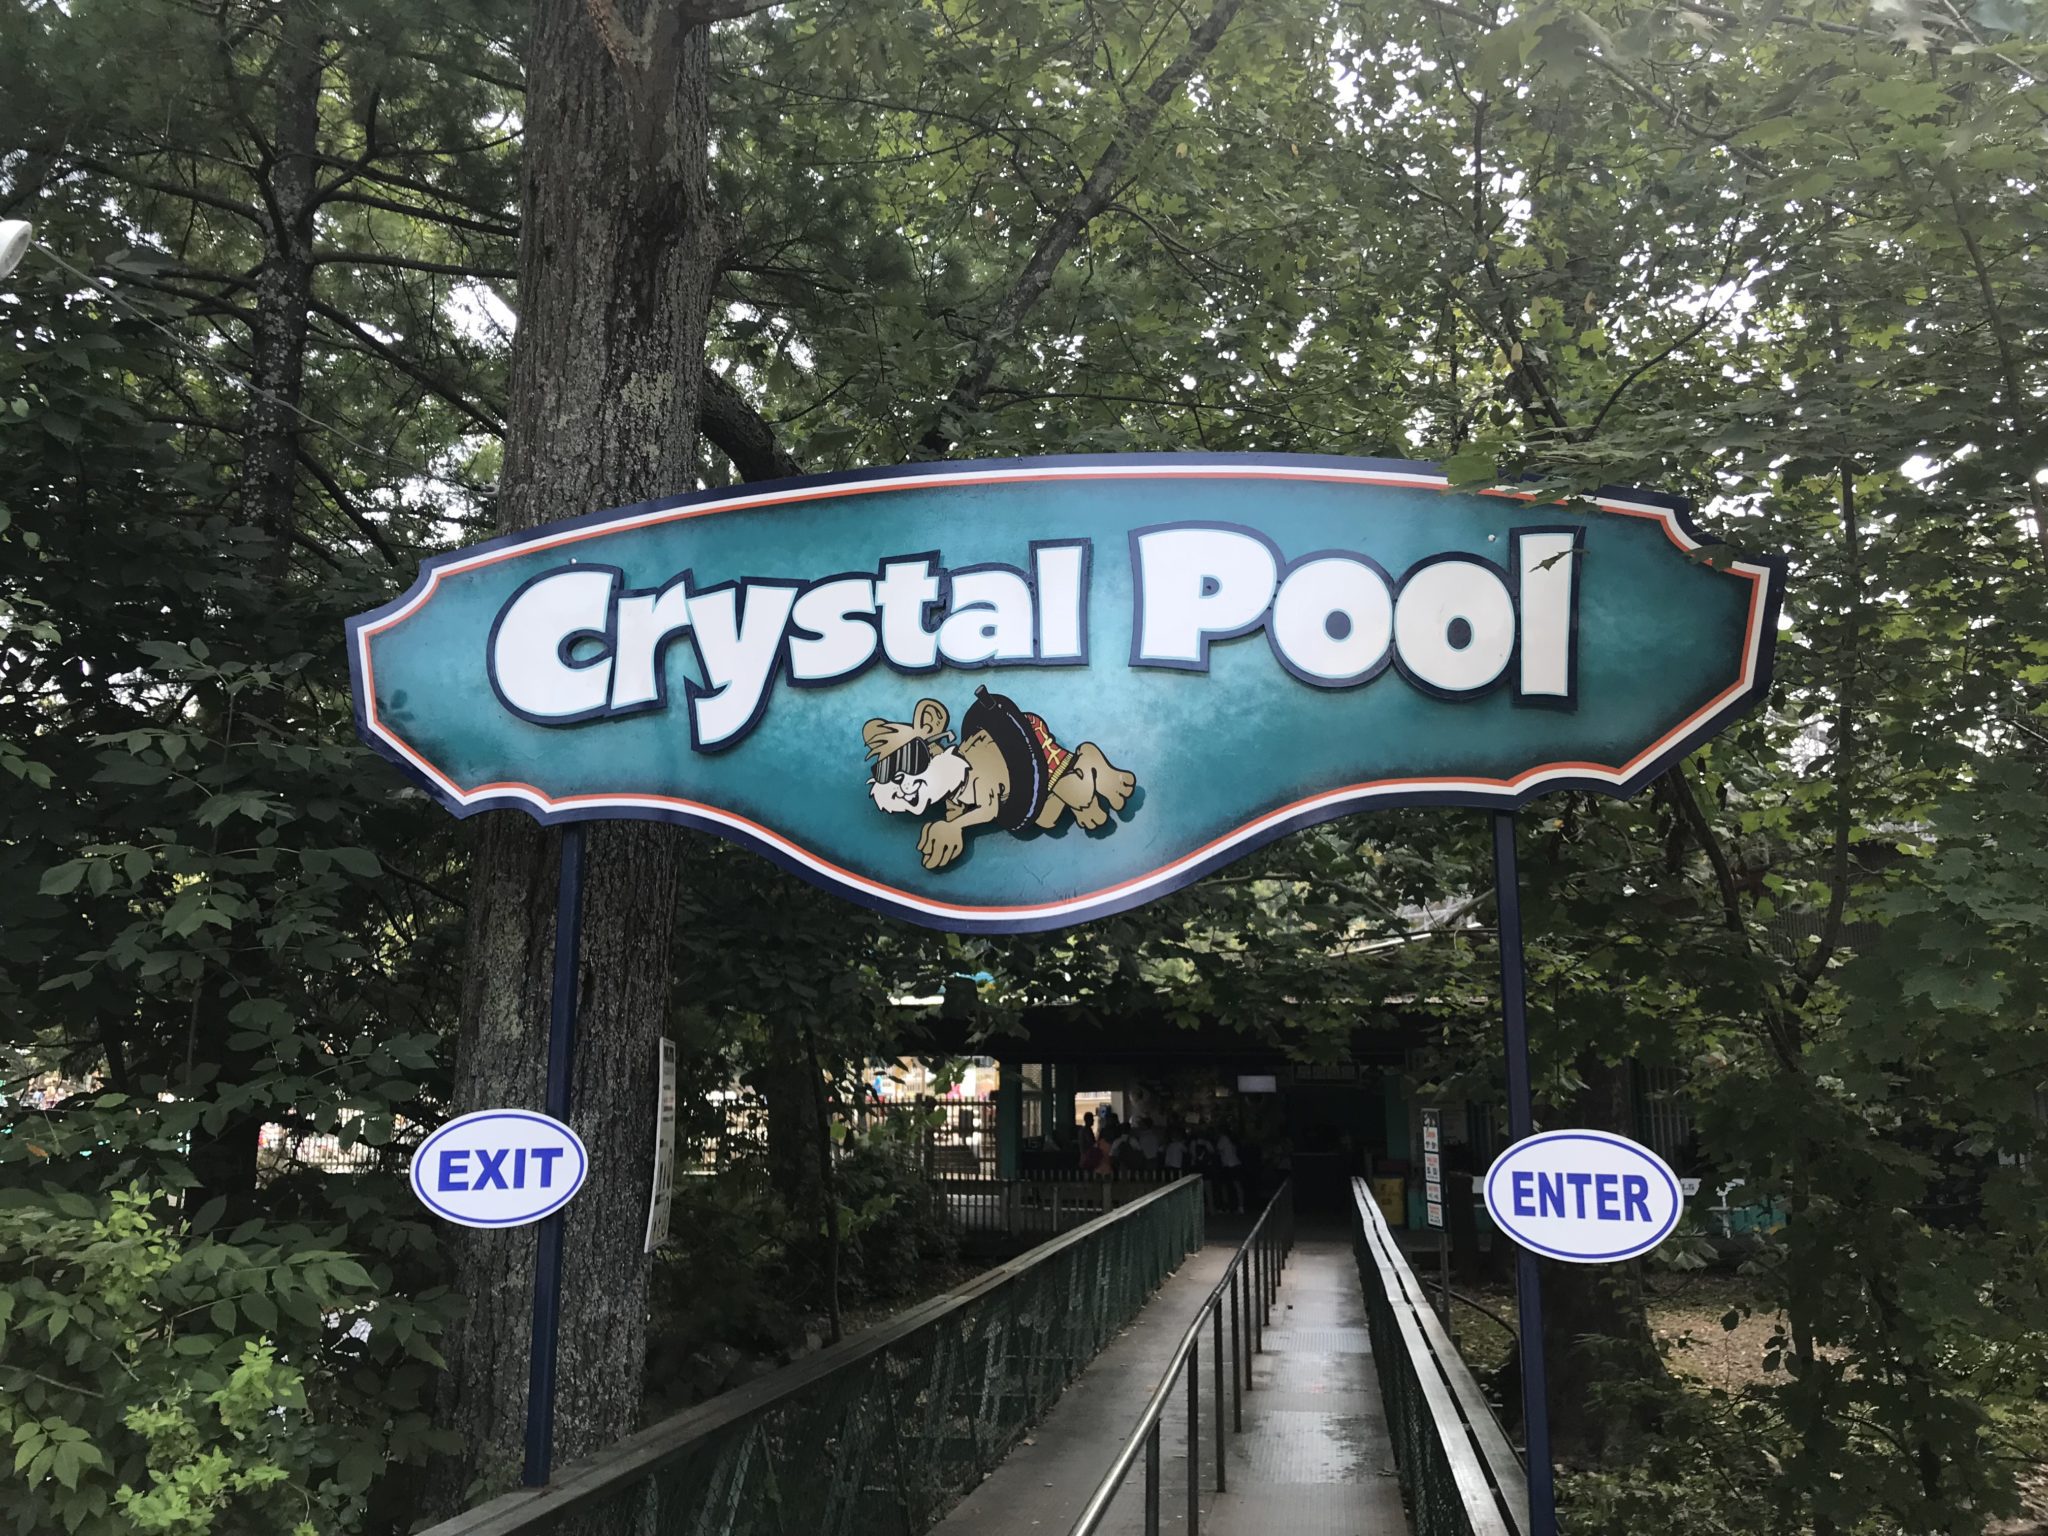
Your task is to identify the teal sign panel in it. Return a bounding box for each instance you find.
[346,454,1784,932]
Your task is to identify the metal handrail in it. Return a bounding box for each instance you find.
[1417,1276,1520,1347]
[417,1175,1207,1536]
[1351,1176,1528,1536]
[1067,1181,1295,1536]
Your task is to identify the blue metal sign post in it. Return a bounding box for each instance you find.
[350,454,1785,1503]
[1493,811,1555,1536]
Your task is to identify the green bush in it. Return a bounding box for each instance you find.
[646,1168,806,1384]
[0,1185,451,1535]
[835,1119,958,1304]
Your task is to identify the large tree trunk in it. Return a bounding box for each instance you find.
[432,0,719,1509]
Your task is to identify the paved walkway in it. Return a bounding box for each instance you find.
[933,1233,1410,1536]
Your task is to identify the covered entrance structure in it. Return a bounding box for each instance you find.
[909,1007,1420,1217]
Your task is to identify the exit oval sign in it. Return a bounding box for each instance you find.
[408,1108,589,1228]
[348,454,1784,933]
[1485,1129,1683,1264]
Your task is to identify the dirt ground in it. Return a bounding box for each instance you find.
[1446,1272,1819,1391]
[1992,1470,2048,1536]
[1640,1272,1787,1393]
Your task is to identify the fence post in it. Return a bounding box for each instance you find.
[1253,1245,1264,1354]
[1187,1338,1200,1536]
[1145,1422,1161,1536]
[1212,1297,1226,1490]
[1230,1268,1244,1426]
[920,1094,934,1181]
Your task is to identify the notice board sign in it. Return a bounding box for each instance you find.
[1422,1107,1445,1229]
[644,1039,678,1253]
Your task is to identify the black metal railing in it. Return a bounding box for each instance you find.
[416,1175,1208,1536]
[942,1172,1190,1238]
[1350,1176,1528,1536]
[1066,1182,1295,1536]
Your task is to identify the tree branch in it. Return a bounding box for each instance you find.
[318,190,518,240]
[395,48,526,95]
[699,367,804,482]
[1662,766,1746,939]
[914,0,1245,457]
[682,0,783,17]
[304,154,512,222]
[289,527,346,569]
[308,298,508,435]
[1935,165,2048,561]
[58,154,264,224]
[295,445,401,564]
[1584,261,1751,440]
[312,248,516,279]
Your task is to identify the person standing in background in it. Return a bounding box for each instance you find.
[1081,1131,1113,1177]
[1189,1125,1217,1210]
[1216,1128,1245,1213]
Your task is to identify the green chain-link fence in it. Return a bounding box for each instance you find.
[426,1174,1207,1536]
[1350,1176,1527,1536]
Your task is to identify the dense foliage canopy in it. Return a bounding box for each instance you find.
[4,0,2048,1531]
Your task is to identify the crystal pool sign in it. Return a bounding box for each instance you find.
[347,454,1785,933]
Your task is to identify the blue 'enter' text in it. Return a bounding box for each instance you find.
[1510,1170,1652,1222]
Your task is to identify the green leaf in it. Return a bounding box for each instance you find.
[325,1258,374,1289]
[329,847,382,878]
[1440,442,1499,487]
[49,1439,101,1491]
[37,862,85,896]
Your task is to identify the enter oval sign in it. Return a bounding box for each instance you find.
[408,1108,589,1229]
[1484,1129,1682,1265]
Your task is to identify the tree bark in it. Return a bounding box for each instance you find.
[431,0,720,1509]
[700,365,803,482]
[242,0,322,574]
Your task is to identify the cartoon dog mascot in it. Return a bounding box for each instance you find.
[865,687,1138,870]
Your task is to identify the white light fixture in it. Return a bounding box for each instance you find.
[0,221,31,280]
